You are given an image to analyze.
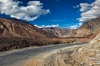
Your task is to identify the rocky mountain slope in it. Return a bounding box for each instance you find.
[0,18,58,52]
[0,18,56,38]
[43,18,100,38]
[76,18,100,37]
[42,27,76,37]
[0,17,99,52]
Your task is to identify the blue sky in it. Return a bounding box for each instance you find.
[0,0,98,29]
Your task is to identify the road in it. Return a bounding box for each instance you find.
[0,43,86,66]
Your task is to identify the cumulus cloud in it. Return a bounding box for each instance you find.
[79,3,90,12]
[34,24,59,28]
[0,0,50,21]
[78,0,100,22]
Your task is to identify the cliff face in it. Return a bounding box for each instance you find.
[0,18,56,39]
[43,18,100,38]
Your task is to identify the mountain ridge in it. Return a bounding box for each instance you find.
[0,18,56,38]
[43,17,100,38]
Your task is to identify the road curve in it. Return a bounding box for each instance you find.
[0,43,86,66]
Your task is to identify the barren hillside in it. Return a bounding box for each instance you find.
[43,18,100,38]
[0,18,58,52]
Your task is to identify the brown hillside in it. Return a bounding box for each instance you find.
[0,18,56,38]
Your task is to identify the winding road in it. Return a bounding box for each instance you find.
[0,43,86,66]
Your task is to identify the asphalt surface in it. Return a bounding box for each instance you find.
[0,43,86,66]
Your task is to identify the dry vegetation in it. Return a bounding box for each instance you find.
[0,37,69,52]
[0,35,96,52]
[0,36,95,52]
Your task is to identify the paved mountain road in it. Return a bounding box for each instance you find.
[0,43,86,66]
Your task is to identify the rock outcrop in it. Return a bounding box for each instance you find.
[62,32,99,66]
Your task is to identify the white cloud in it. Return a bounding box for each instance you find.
[73,5,79,8]
[79,3,90,12]
[34,24,59,28]
[78,0,100,22]
[70,25,78,29]
[70,22,83,29]
[0,0,50,21]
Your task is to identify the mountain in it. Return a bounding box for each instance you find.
[76,18,100,37]
[42,27,76,38]
[0,18,56,38]
[43,18,100,38]
[0,17,100,52]
[0,18,58,52]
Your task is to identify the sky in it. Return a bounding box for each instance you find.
[0,0,99,29]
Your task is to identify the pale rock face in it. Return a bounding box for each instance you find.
[70,32,100,66]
